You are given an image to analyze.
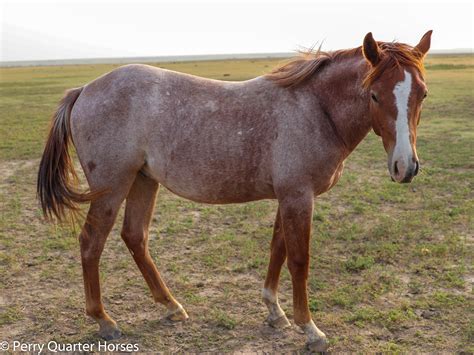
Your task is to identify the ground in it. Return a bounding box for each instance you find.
[0,55,473,353]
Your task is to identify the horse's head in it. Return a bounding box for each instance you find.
[362,31,432,183]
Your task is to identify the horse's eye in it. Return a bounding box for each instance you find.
[371,93,378,103]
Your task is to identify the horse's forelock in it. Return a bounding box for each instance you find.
[363,42,425,88]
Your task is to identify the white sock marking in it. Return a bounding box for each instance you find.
[303,320,326,342]
[262,288,286,319]
[262,288,277,303]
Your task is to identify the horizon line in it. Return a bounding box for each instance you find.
[1,49,472,68]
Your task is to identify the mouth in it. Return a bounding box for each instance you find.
[400,175,414,183]
[390,175,413,183]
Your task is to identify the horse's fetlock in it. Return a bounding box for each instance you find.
[86,305,104,319]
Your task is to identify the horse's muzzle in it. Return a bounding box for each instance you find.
[391,160,420,183]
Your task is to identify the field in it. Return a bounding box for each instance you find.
[0,54,473,353]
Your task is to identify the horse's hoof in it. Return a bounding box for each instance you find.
[266,314,291,329]
[306,336,329,353]
[99,326,122,341]
[166,305,189,321]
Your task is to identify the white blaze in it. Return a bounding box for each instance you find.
[392,70,413,174]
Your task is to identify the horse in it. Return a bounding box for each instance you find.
[37,31,432,351]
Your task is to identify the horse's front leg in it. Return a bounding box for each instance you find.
[262,207,291,328]
[278,191,328,352]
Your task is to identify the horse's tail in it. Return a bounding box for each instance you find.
[37,87,101,222]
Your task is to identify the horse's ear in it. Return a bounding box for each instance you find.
[363,32,381,66]
[414,30,433,58]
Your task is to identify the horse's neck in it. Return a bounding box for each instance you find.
[309,56,372,154]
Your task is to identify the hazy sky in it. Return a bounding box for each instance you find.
[1,0,473,62]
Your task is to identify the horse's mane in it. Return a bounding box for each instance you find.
[265,42,425,88]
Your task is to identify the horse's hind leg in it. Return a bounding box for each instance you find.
[262,207,291,328]
[120,172,188,321]
[80,189,132,340]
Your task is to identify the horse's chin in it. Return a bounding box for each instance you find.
[389,173,415,184]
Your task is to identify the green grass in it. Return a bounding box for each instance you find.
[0,54,473,352]
[344,255,375,272]
[0,305,23,325]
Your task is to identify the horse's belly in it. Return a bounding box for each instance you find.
[159,176,275,204]
[143,158,275,204]
[166,182,274,204]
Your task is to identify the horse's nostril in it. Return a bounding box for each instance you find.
[394,161,399,175]
[414,161,420,176]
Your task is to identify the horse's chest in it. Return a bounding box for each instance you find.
[313,161,345,195]
[329,162,345,189]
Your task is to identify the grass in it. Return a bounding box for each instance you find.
[0,53,473,352]
[344,255,375,272]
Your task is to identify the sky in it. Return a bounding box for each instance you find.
[1,0,473,62]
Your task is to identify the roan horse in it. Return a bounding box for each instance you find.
[37,31,432,351]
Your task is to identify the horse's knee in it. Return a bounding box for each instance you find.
[287,257,309,279]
